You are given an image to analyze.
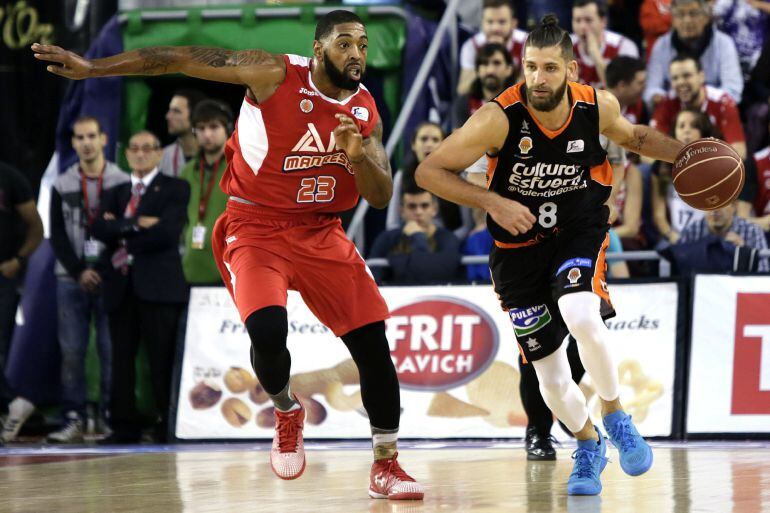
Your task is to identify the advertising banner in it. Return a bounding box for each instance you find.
[176,283,677,439]
[688,275,770,434]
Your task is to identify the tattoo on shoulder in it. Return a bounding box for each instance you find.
[188,47,274,68]
[138,47,175,74]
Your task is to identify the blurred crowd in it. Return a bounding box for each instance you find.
[1,0,769,445]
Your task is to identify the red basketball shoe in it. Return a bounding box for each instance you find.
[368,452,425,500]
[270,403,306,480]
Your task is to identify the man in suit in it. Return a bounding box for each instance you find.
[92,130,190,443]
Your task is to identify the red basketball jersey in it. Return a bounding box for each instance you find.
[572,30,639,89]
[221,54,380,214]
[754,146,770,215]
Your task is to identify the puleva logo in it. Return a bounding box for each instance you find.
[385,297,499,391]
[508,305,552,338]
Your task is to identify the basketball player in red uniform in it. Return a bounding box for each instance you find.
[32,10,424,500]
[417,15,683,496]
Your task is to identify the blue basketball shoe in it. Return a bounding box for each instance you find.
[603,410,653,476]
[567,426,608,496]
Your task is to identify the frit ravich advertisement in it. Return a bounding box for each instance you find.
[176,284,677,439]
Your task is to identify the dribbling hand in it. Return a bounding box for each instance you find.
[485,194,536,237]
[32,43,92,79]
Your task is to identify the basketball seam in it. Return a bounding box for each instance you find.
[701,166,745,211]
[677,160,743,197]
[673,155,739,185]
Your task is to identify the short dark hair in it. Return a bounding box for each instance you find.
[524,14,575,62]
[475,42,513,70]
[72,115,102,133]
[315,9,364,41]
[573,0,607,17]
[172,89,207,114]
[672,0,708,9]
[670,53,702,71]
[606,56,646,88]
[192,99,234,132]
[402,182,431,200]
[482,0,515,16]
[129,130,161,148]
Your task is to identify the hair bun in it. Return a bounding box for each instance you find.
[541,13,560,28]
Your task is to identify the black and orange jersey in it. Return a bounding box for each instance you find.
[486,81,612,248]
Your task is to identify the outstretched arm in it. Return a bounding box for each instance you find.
[32,43,285,101]
[597,89,684,163]
[415,102,536,236]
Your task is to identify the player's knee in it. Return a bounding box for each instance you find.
[245,306,288,357]
[558,293,602,341]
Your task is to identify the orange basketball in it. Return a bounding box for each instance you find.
[672,138,745,211]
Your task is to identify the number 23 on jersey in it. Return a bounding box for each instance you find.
[297,176,337,203]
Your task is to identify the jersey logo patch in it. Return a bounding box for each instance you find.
[525,337,541,351]
[509,305,551,337]
[518,136,533,155]
[520,120,530,134]
[285,123,353,174]
[567,267,582,284]
[351,106,369,122]
[299,99,314,113]
[566,140,584,153]
[556,257,593,276]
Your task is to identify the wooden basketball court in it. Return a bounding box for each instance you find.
[0,441,768,512]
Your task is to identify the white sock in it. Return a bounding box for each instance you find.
[558,292,619,401]
[532,341,590,433]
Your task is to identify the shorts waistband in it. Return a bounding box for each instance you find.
[227,196,340,221]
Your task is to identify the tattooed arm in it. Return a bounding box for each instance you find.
[31,43,285,101]
[597,89,683,164]
[335,115,393,209]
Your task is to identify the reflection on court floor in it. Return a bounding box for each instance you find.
[0,441,768,512]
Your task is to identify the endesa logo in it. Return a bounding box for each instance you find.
[385,297,499,391]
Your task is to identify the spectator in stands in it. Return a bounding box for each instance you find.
[746,134,770,234]
[639,0,672,60]
[159,89,207,178]
[651,54,746,158]
[676,200,769,272]
[606,56,649,125]
[743,37,770,154]
[462,208,493,283]
[370,185,461,285]
[571,0,640,88]
[92,130,189,443]
[457,0,527,95]
[651,109,722,243]
[386,122,445,230]
[47,116,128,443]
[180,100,232,286]
[644,0,743,108]
[712,0,768,80]
[454,43,516,129]
[0,161,42,429]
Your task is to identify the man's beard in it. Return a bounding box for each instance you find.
[323,52,362,91]
[526,77,568,112]
[482,75,502,93]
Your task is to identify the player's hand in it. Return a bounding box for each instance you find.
[32,43,93,80]
[334,114,364,163]
[402,221,425,236]
[724,231,745,247]
[485,194,536,236]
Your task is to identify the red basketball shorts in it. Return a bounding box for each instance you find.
[211,200,390,337]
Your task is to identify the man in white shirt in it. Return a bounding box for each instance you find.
[158,89,206,178]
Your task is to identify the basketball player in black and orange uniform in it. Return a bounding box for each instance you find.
[417,15,684,496]
[32,10,424,500]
